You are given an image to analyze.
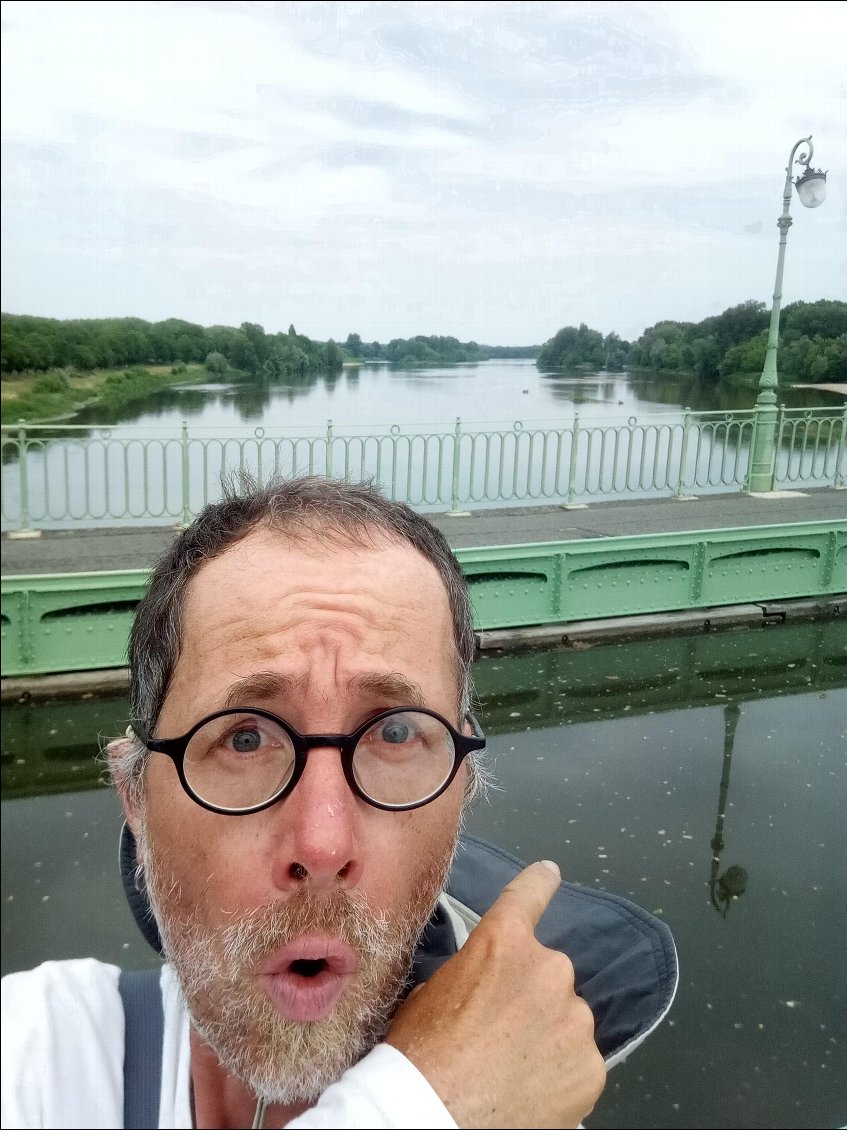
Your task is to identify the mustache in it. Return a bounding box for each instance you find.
[215,888,404,972]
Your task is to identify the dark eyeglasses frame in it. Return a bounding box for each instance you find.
[144,706,486,815]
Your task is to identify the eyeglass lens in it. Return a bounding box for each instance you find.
[181,710,457,810]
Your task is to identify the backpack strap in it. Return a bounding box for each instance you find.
[118,967,165,1129]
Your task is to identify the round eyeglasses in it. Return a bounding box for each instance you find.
[144,706,486,814]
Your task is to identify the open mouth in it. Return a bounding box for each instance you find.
[258,936,359,1021]
[289,958,328,978]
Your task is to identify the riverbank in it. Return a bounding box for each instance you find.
[0,363,213,424]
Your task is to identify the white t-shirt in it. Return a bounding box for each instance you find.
[1,960,456,1130]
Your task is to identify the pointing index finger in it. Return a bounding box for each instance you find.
[487,859,562,931]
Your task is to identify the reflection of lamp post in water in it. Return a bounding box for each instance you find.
[709,702,749,917]
[747,136,827,493]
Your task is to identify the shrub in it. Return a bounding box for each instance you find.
[204,351,228,375]
[32,372,69,394]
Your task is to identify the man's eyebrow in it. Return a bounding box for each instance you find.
[221,671,426,710]
[347,672,426,707]
[223,672,304,709]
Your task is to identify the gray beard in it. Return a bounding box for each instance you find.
[138,830,452,1104]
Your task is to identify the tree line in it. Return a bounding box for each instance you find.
[1,315,541,378]
[537,299,847,382]
[4,303,843,384]
[343,334,540,366]
[0,316,343,379]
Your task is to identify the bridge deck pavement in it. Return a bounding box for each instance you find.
[1,488,845,576]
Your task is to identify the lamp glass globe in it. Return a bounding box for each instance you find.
[796,173,827,209]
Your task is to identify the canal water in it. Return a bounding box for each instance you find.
[2,619,845,1129]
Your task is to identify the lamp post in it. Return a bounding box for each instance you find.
[709,703,748,917]
[747,136,827,493]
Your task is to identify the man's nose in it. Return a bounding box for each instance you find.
[270,745,364,893]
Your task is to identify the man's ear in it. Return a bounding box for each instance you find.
[105,735,143,838]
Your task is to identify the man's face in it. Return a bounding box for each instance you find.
[127,526,467,1101]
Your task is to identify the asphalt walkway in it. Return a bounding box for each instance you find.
[2,487,845,575]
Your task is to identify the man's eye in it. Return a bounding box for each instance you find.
[379,719,413,744]
[227,728,262,753]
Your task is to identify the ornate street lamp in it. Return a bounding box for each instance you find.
[747,136,827,493]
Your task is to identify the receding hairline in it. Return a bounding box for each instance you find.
[183,514,456,592]
[253,510,436,554]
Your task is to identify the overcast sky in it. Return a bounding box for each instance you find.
[2,0,844,345]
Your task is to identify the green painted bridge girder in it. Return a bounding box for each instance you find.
[2,519,846,678]
[460,519,847,630]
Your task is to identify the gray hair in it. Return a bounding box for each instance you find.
[110,476,481,805]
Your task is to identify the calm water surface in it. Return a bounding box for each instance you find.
[67,359,844,431]
[2,620,845,1129]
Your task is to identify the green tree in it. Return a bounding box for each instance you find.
[779,336,818,381]
[718,335,767,378]
[782,300,847,343]
[240,322,268,364]
[603,333,629,371]
[323,340,343,371]
[147,331,174,364]
[228,333,259,374]
[204,351,228,375]
[537,324,605,370]
[173,334,199,363]
[823,335,847,380]
[698,301,768,352]
[691,337,722,382]
[71,344,97,370]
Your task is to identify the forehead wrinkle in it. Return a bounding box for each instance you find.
[175,534,460,716]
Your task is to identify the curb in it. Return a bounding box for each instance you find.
[474,595,846,651]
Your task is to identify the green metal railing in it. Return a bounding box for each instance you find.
[2,520,845,677]
[2,406,844,530]
[775,406,847,489]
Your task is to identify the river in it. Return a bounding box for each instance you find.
[2,619,845,1129]
[62,358,847,430]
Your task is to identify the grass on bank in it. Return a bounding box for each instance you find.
[0,363,211,425]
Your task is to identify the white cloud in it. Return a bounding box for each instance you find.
[1,0,844,342]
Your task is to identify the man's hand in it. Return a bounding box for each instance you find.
[385,860,606,1128]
